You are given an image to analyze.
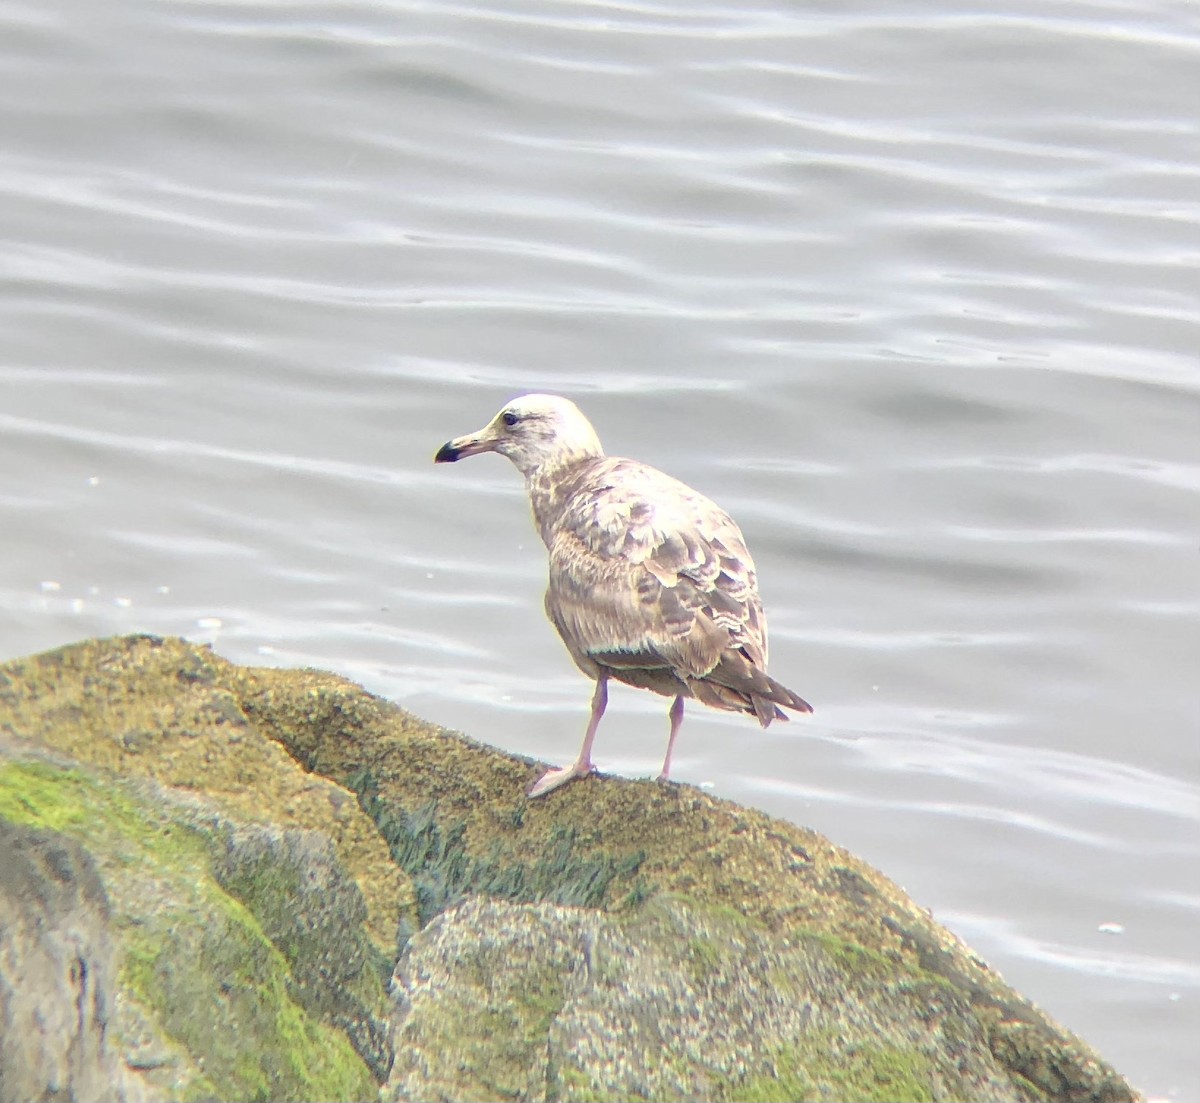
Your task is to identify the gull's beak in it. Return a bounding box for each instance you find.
[433,424,499,464]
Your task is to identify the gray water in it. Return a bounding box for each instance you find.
[2,1,1198,1097]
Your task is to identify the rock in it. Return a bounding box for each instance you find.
[386,895,1024,1103]
[0,635,1141,1102]
[0,633,414,953]
[209,822,393,1080]
[0,631,397,1102]
[0,742,382,1102]
[0,818,138,1103]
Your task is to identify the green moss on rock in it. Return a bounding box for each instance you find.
[1,635,1142,1103]
[734,1035,934,1103]
[387,893,1022,1102]
[0,633,415,954]
[0,758,376,1102]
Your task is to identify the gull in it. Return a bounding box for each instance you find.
[434,394,812,797]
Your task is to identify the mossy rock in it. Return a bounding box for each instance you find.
[0,753,380,1102]
[0,633,415,954]
[384,893,1057,1102]
[0,635,1140,1103]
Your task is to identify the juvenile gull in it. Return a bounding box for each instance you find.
[434,394,812,797]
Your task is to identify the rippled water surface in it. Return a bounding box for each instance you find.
[3,1,1198,1096]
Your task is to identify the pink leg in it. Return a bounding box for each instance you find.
[657,695,685,782]
[528,677,608,798]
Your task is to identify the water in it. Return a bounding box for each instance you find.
[2,1,1197,1097]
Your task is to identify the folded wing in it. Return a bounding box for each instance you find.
[543,459,811,726]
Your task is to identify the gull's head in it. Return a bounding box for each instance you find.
[433,394,604,478]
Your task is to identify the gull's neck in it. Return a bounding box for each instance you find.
[525,446,605,548]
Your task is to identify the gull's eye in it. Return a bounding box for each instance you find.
[502,411,519,427]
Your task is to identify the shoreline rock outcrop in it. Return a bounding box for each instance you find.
[0,635,1139,1102]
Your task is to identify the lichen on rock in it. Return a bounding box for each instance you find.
[385,893,1031,1103]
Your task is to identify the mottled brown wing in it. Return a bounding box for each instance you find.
[542,459,768,683]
